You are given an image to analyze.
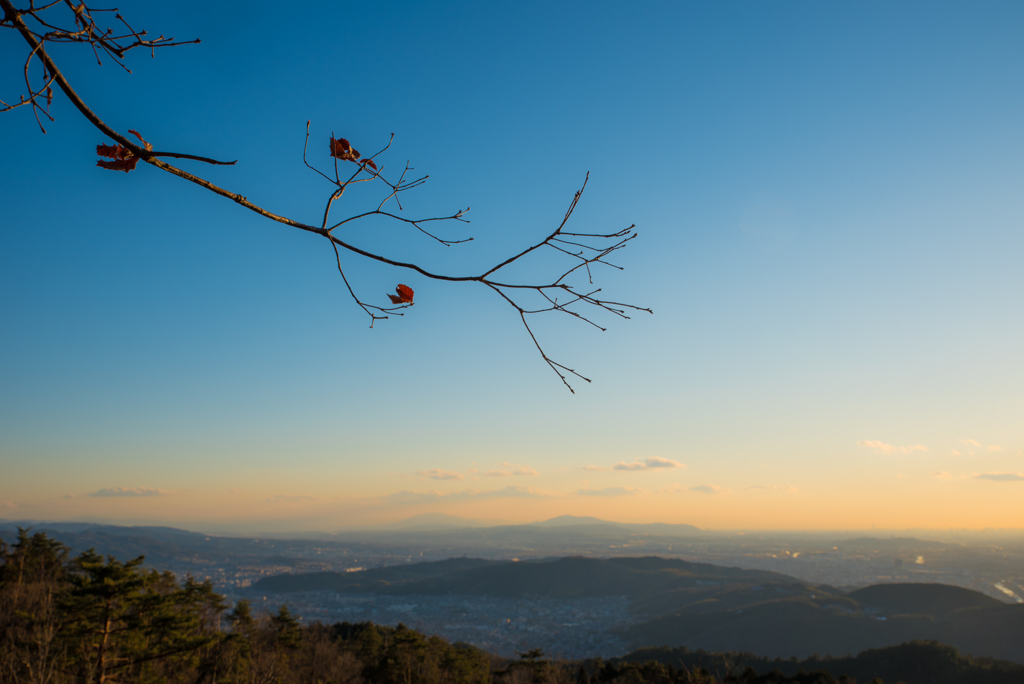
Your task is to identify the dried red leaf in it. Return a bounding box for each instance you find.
[329,135,361,162]
[97,156,141,173]
[387,284,414,305]
[96,131,150,173]
[96,143,126,159]
[128,129,153,151]
[330,136,350,154]
[362,158,378,171]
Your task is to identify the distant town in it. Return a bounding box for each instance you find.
[3,515,1023,660]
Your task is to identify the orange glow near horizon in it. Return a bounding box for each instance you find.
[7,456,1023,534]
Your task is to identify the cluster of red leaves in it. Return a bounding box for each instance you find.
[387,284,414,305]
[96,130,152,173]
[329,135,377,171]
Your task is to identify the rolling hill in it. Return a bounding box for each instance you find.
[253,555,791,601]
[254,556,1024,663]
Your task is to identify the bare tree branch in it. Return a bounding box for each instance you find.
[0,0,652,391]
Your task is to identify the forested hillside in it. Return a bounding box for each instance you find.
[615,641,1024,684]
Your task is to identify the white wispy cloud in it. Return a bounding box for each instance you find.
[988,445,1003,452]
[749,485,798,492]
[581,465,611,472]
[961,439,981,447]
[384,486,554,505]
[933,471,953,480]
[577,486,639,497]
[975,472,1024,482]
[417,469,464,481]
[857,440,928,454]
[89,487,168,498]
[613,457,685,471]
[690,484,726,494]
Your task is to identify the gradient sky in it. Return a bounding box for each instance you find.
[2,1,1023,534]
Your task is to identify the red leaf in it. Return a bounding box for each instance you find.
[329,135,361,162]
[97,156,141,173]
[387,284,414,305]
[96,143,126,159]
[96,131,150,173]
[330,136,350,154]
[362,158,378,171]
[127,129,153,151]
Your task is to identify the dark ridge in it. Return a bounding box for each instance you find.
[620,590,1024,663]
[615,640,1024,684]
[847,583,1004,616]
[252,557,501,593]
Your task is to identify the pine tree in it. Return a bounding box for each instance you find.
[59,551,217,684]
[0,530,71,684]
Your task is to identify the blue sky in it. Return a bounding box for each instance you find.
[2,1,1022,532]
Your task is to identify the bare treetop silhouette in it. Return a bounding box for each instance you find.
[1,0,651,392]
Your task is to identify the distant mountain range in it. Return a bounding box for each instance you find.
[350,513,705,535]
[253,555,1024,664]
[325,515,706,550]
[2,514,701,536]
[0,516,709,563]
[0,515,708,583]
[0,519,304,568]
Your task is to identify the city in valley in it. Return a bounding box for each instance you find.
[4,516,1021,660]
